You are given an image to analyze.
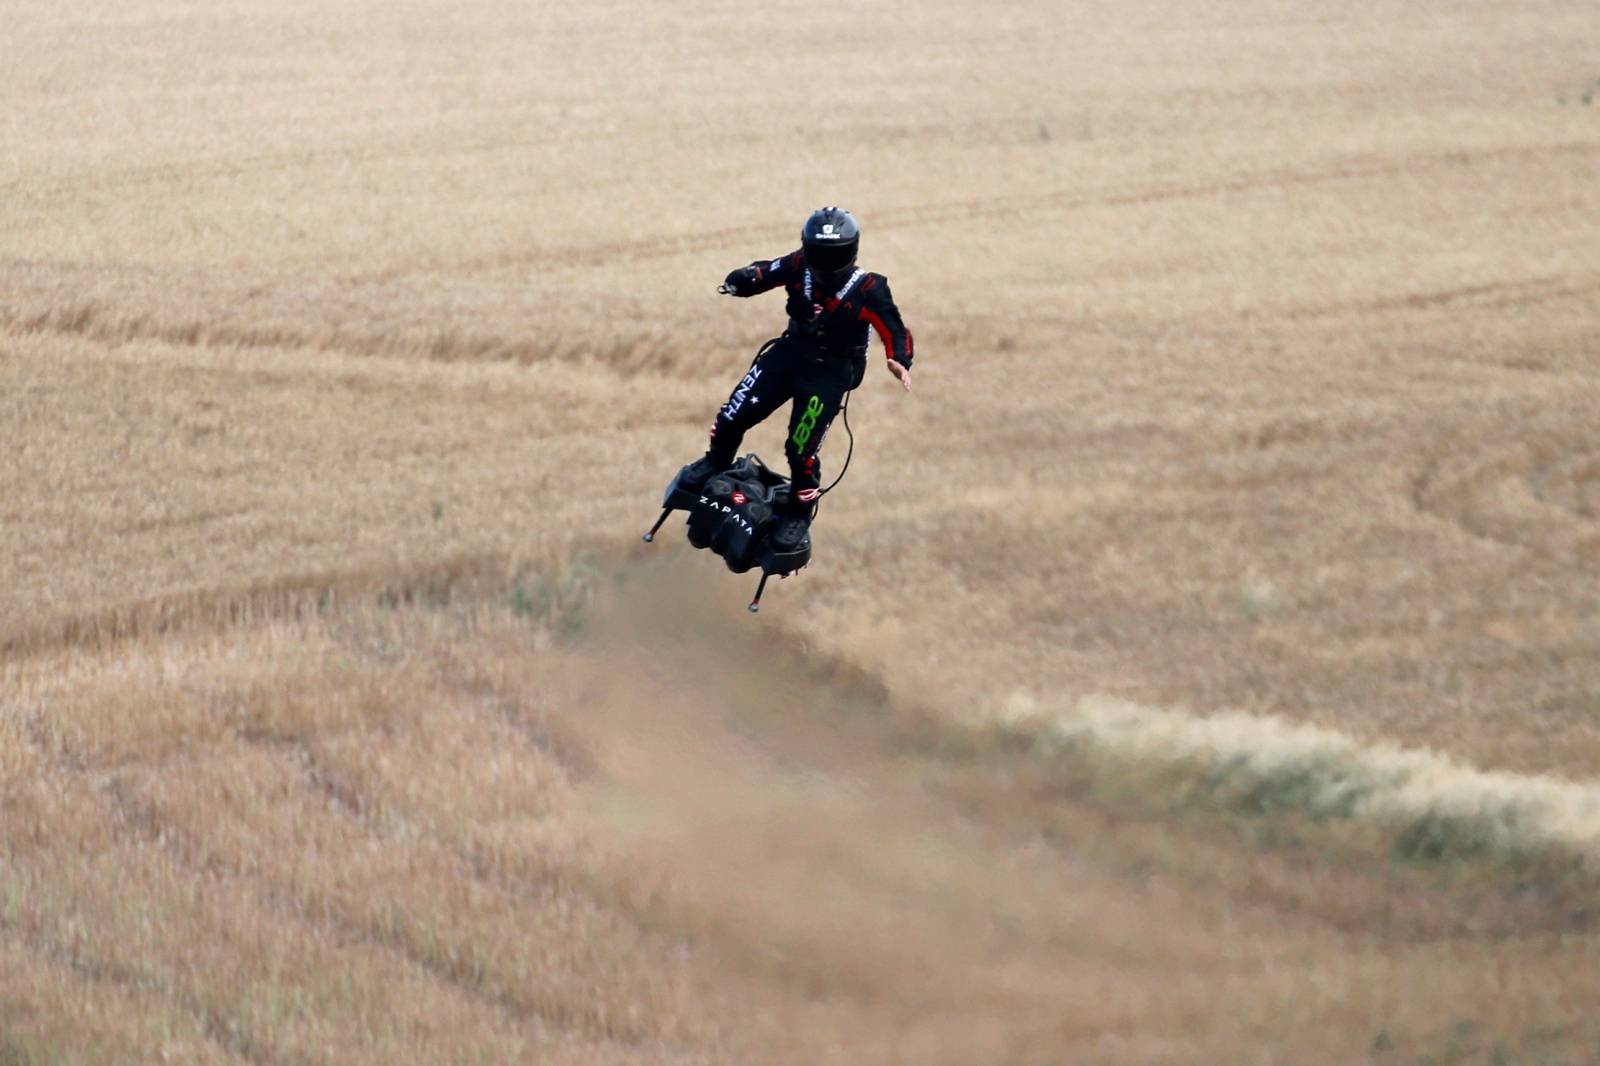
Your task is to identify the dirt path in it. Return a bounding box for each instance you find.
[546,561,1600,1064]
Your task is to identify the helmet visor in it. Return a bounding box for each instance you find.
[803,238,857,277]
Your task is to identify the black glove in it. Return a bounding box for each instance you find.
[719,266,759,296]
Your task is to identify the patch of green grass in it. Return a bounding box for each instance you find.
[508,556,596,639]
[1373,1019,1595,1066]
[998,695,1600,882]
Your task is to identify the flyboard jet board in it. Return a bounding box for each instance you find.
[641,454,810,613]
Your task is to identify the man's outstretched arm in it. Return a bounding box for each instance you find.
[719,251,803,296]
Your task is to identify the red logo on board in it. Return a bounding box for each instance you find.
[730,491,747,505]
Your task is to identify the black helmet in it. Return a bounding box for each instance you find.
[801,207,859,286]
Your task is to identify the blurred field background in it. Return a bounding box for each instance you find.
[4,0,1600,1062]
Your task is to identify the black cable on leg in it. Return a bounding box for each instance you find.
[807,390,855,524]
[820,391,853,495]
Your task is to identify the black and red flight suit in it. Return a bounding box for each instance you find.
[707,250,914,512]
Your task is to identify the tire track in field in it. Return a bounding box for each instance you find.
[2,136,553,209]
[12,140,1588,369]
[99,768,610,1054]
[2,724,302,1065]
[10,581,676,1053]
[0,299,697,378]
[0,552,512,660]
[412,139,1600,276]
[226,733,659,1047]
[30,730,675,1058]
[880,139,1600,232]
[0,913,265,1066]
[1286,273,1600,323]
[1410,417,1600,561]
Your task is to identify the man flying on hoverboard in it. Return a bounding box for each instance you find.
[675,207,916,551]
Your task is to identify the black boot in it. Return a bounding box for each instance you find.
[772,515,808,550]
[772,500,812,550]
[677,455,727,492]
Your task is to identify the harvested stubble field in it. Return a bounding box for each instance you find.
[4,0,1600,1062]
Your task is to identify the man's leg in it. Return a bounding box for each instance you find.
[681,347,793,488]
[776,360,851,542]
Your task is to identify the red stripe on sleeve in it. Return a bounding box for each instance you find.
[858,307,896,361]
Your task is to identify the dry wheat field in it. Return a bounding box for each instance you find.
[4,0,1600,1062]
